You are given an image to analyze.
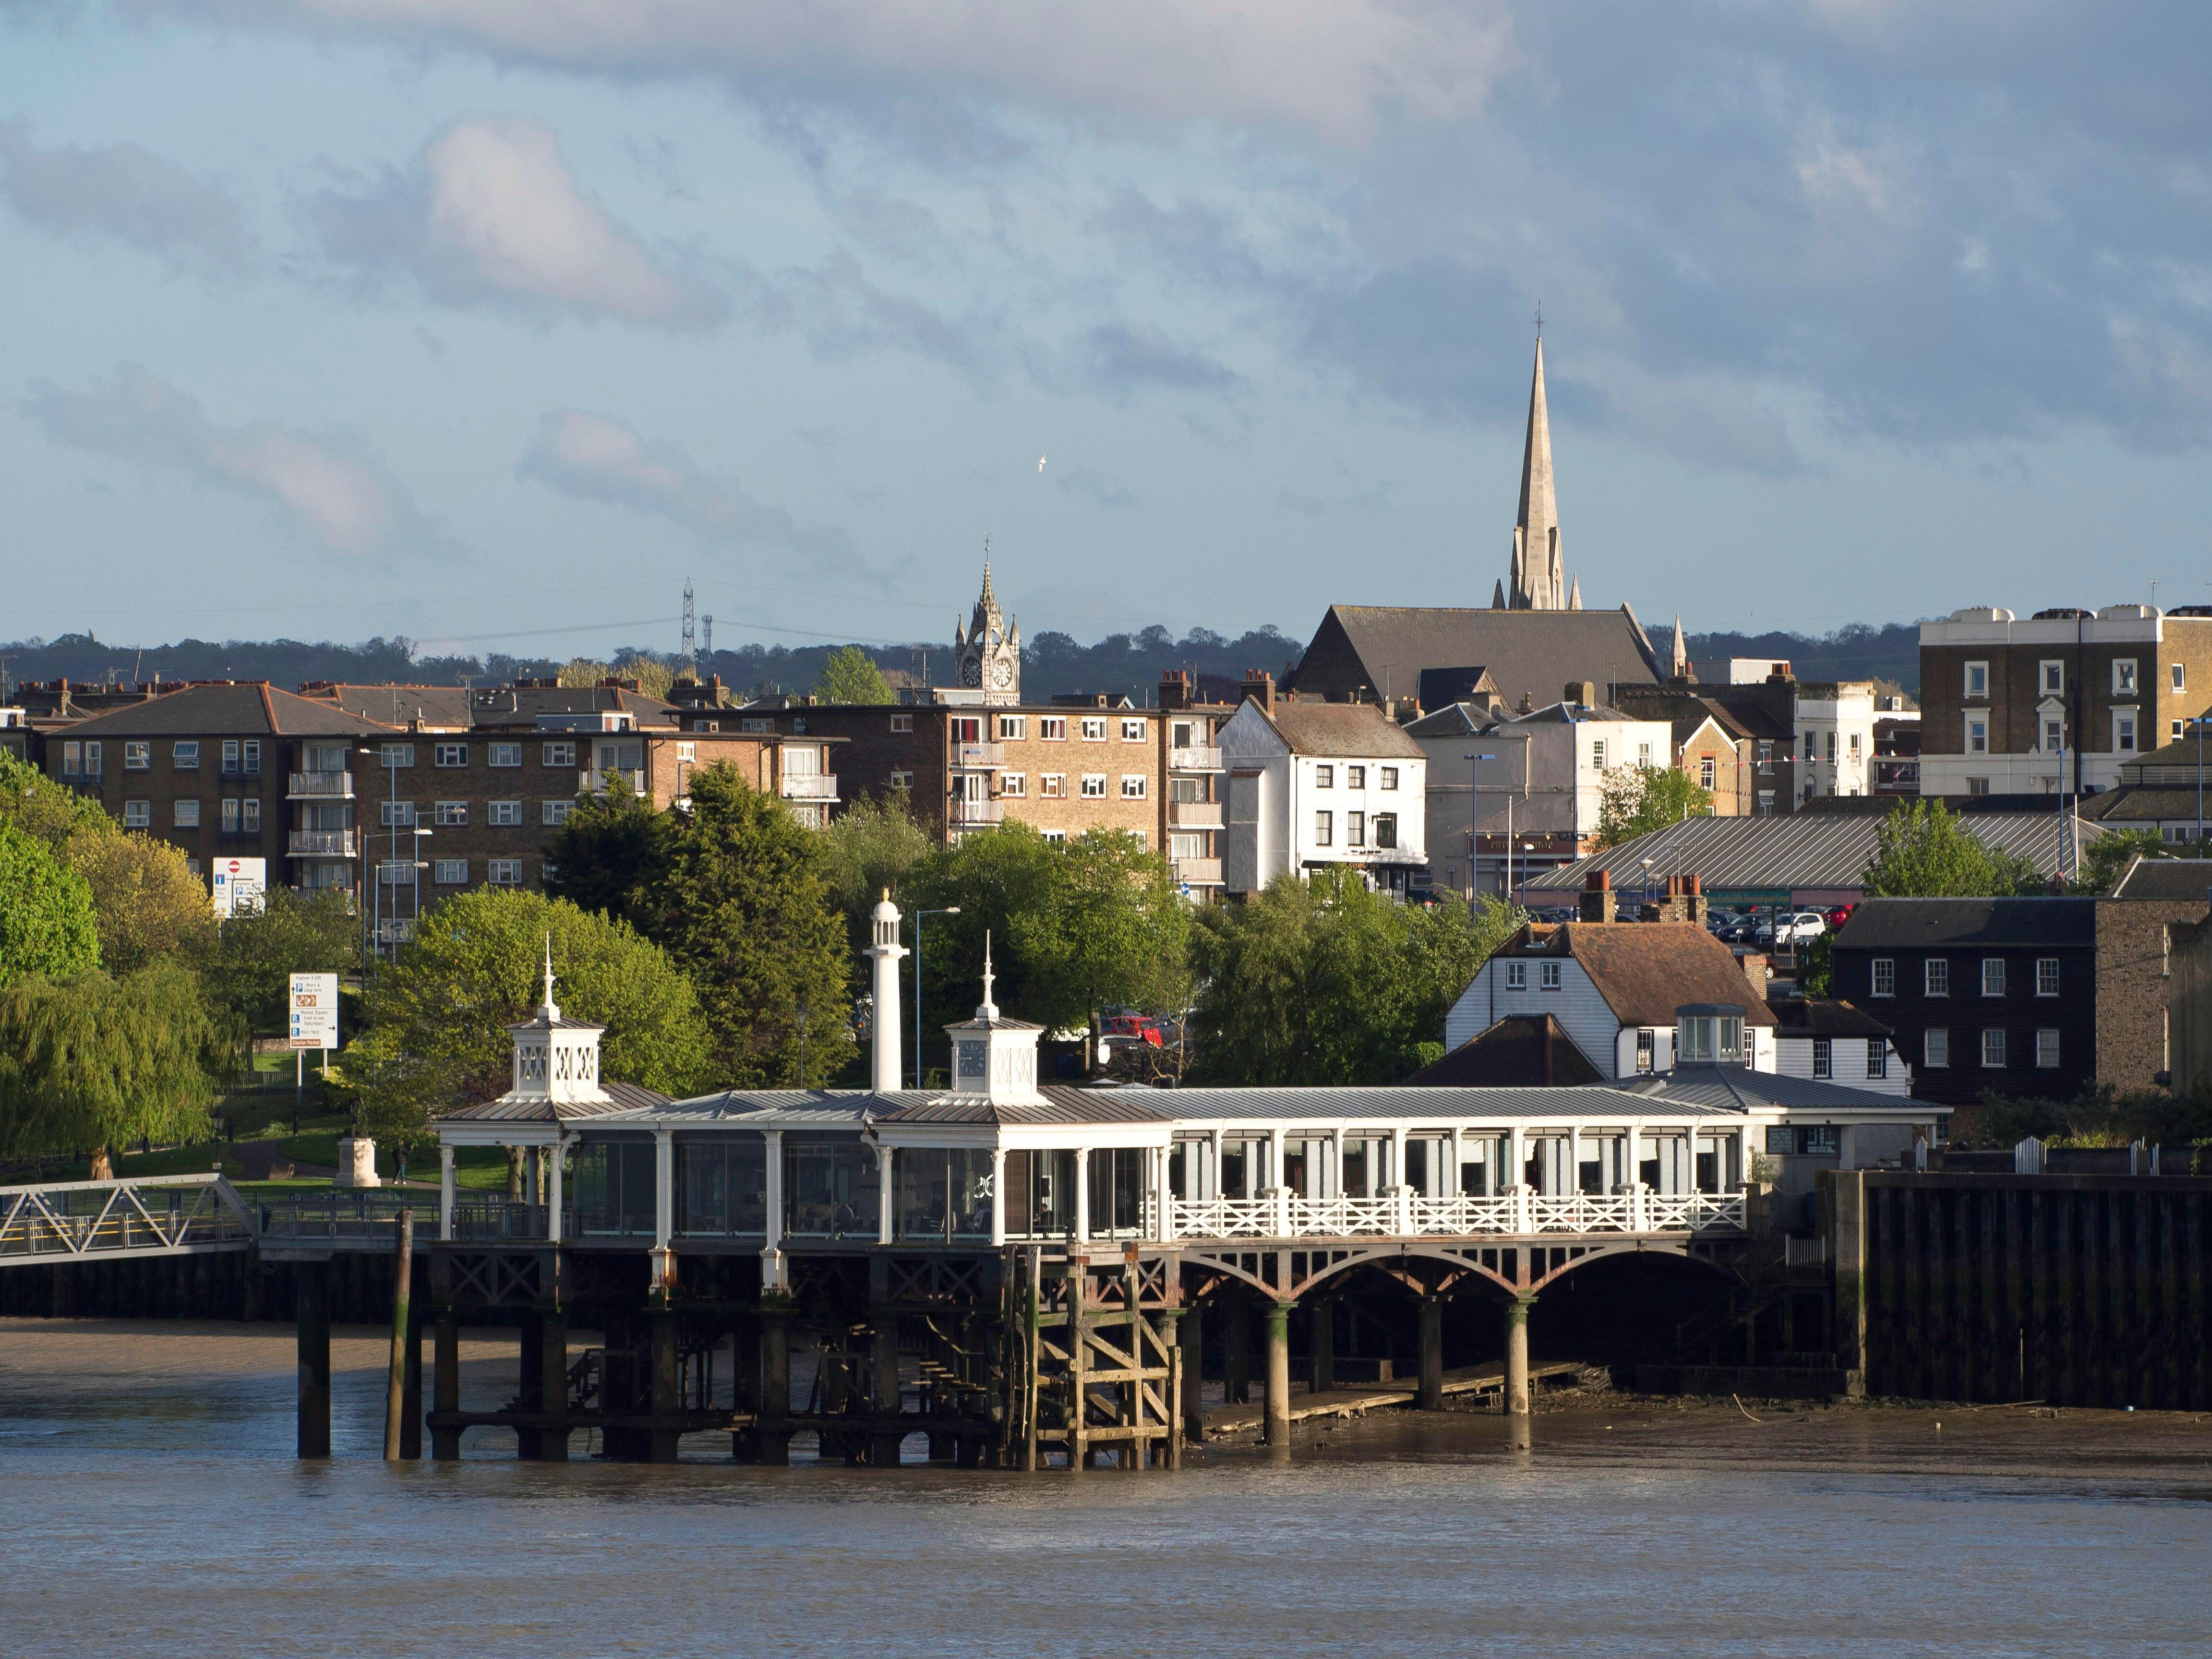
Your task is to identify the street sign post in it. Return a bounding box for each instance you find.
[289,973,339,1137]
[210,858,267,919]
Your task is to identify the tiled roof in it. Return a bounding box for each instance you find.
[304,684,477,729]
[2108,856,2212,902]
[1407,1015,1605,1087]
[437,1081,671,1122]
[1767,998,1893,1038]
[58,682,395,739]
[1292,604,1663,715]
[1520,922,1780,1028]
[1831,897,2097,950]
[1262,699,1424,758]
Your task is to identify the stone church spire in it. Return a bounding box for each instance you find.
[1508,335,1564,611]
[954,554,1021,704]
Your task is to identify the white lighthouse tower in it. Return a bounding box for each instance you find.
[865,889,907,1094]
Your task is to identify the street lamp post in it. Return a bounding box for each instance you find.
[912,905,962,1089]
[1641,857,1656,917]
[1463,752,1496,902]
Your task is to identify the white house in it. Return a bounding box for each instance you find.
[1767,998,1910,1096]
[1791,680,1877,802]
[1218,691,1427,896]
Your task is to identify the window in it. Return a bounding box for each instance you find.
[1381,767,1398,790]
[220,798,240,833]
[1120,775,1147,799]
[487,859,523,887]
[1924,1028,1949,1068]
[886,769,914,790]
[379,800,418,828]
[1041,829,1067,846]
[1505,962,1527,990]
[1826,732,1838,762]
[1346,810,1365,846]
[1982,1028,2006,1068]
[1314,809,1333,846]
[1871,958,1895,997]
[2040,660,2064,696]
[1756,739,1774,768]
[379,743,415,769]
[1040,773,1065,798]
[1756,791,1775,817]
[1639,742,1653,767]
[433,742,467,767]
[488,742,521,768]
[242,797,259,832]
[742,719,774,734]
[242,741,259,776]
[1866,1040,1887,1080]
[1812,1037,1832,1079]
[123,741,149,770]
[173,799,200,828]
[542,800,573,825]
[890,713,914,733]
[1636,1029,1656,1072]
[2113,659,2138,696]
[1000,773,1025,797]
[1802,732,1815,761]
[2115,713,2137,753]
[2176,721,2188,741]
[676,741,695,764]
[1373,812,1398,849]
[1965,661,1988,698]
[1080,773,1108,798]
[1347,765,1366,789]
[1700,756,1716,790]
[1926,959,1949,997]
[378,860,416,888]
[222,739,241,774]
[1040,717,1067,741]
[489,801,523,826]
[2174,663,2187,694]
[1967,776,1991,796]
[542,741,577,768]
[2036,957,2059,997]
[172,740,199,770]
[1967,718,1988,754]
[1850,733,1862,759]
[186,859,201,877]
[2035,1028,2060,1069]
[1592,739,1608,769]
[1122,719,1146,742]
[1315,765,1334,788]
[2042,716,2065,753]
[1539,962,1562,991]
[1982,958,2006,997]
[1081,718,1106,741]
[433,858,468,885]
[434,801,467,827]
[998,715,1026,740]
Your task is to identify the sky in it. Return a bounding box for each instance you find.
[4,2,2212,664]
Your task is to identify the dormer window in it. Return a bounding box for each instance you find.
[1676,1009,1746,1065]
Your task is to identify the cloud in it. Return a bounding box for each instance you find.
[742,248,997,383]
[313,116,723,325]
[24,364,442,554]
[157,0,1516,145]
[0,120,255,274]
[1083,323,1241,396]
[518,409,867,570]
[1055,469,1138,510]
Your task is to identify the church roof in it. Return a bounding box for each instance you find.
[1289,604,1663,715]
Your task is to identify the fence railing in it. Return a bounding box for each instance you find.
[0,1174,256,1264]
[1166,1187,1746,1241]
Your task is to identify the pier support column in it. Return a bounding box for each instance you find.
[731,1315,761,1462]
[1263,1300,1293,1455]
[1310,1296,1336,1395]
[399,1301,424,1461]
[385,1209,415,1462]
[648,1310,682,1464]
[431,1313,461,1461]
[539,1312,572,1463]
[868,1314,904,1468]
[1417,1296,1444,1411]
[296,1259,331,1460]
[1827,1169,1868,1388]
[1180,1299,1206,1446]
[1225,1289,1250,1406]
[515,1311,545,1460]
[757,1307,792,1466]
[1504,1296,1534,1419]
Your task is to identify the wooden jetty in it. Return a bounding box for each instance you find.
[1201,1359,1583,1439]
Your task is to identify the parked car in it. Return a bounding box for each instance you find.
[1759,911,1829,946]
[1714,912,1763,944]
[1705,908,1745,937]
[1100,1012,1163,1049]
[1823,903,1856,930]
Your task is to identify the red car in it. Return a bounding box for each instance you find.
[1824,904,1856,930]
[1101,1013,1163,1048]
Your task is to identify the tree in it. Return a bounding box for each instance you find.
[2071,829,2179,896]
[818,787,935,954]
[61,824,216,972]
[339,889,713,1149]
[904,823,1068,1053]
[616,652,676,701]
[1594,765,1713,851]
[1186,875,1522,1085]
[1862,800,2043,897]
[542,773,674,932]
[1008,830,1193,1040]
[191,886,358,1034]
[0,964,227,1176]
[814,645,894,705]
[0,820,101,989]
[642,764,854,1086]
[0,751,110,850]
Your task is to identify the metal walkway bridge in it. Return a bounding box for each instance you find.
[0,1173,439,1267]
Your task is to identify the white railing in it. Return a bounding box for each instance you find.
[288,770,354,798]
[287,830,357,857]
[1169,745,1224,771]
[1173,856,1224,886]
[781,774,839,799]
[1166,1187,1745,1241]
[951,741,1005,769]
[581,768,646,793]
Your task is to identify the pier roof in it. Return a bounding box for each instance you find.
[1624,1069,1918,1113]
[1111,1084,1743,1122]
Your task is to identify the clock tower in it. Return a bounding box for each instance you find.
[953,560,1021,706]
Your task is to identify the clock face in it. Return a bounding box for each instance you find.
[960,657,982,687]
[990,658,1013,688]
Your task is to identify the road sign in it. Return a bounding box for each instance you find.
[210,858,266,919]
[289,972,339,1050]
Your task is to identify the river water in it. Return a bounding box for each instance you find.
[3,1319,2210,1657]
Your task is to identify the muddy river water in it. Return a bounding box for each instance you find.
[2,1319,2209,1657]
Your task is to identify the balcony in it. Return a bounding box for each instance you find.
[1168,799,1224,830]
[288,770,355,799]
[581,768,646,794]
[951,741,1005,769]
[287,830,358,858]
[781,773,840,800]
[1172,856,1224,887]
[1169,745,1224,772]
[950,797,1005,829]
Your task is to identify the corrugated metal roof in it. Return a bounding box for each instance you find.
[1105,1084,1743,1122]
[1624,1069,1917,1111]
[876,1087,1175,1125]
[437,1081,668,1123]
[1525,808,2092,897]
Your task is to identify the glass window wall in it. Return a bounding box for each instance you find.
[783,1138,879,1239]
[1002,1148,1075,1238]
[678,1137,767,1235]
[894,1147,995,1242]
[572,1139,656,1235]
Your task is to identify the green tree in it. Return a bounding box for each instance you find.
[0,819,101,989]
[191,886,359,1034]
[1862,800,2043,897]
[1594,765,1713,851]
[0,751,110,850]
[61,824,216,972]
[818,786,935,954]
[904,823,1067,1057]
[339,888,713,1149]
[2070,829,2179,896]
[1187,875,1522,1085]
[643,764,854,1086]
[0,964,227,1176]
[1009,830,1193,1040]
[813,645,894,705]
[542,773,674,931]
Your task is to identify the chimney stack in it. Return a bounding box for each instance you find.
[1158,669,1191,711]
[1565,680,1598,709]
[1578,868,1618,924]
[1241,669,1275,715]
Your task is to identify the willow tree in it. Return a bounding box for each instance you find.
[0,819,100,989]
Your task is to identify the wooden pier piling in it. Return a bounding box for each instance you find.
[1262,1299,1292,1451]
[383,1209,413,1462]
[431,1314,461,1460]
[296,1258,330,1459]
[1416,1296,1443,1411]
[1503,1297,1532,1418]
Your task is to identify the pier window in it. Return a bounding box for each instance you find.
[572,1139,656,1235]
[1086,1147,1148,1236]
[1460,1136,1499,1196]
[678,1137,767,1236]
[783,1139,879,1240]
[895,1148,995,1242]
[1003,1148,1075,1238]
[1219,1137,1263,1198]
[1638,1133,1688,1194]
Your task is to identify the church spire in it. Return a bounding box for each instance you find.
[1672,615,1688,678]
[1508,333,1563,611]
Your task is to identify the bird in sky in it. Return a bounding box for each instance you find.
[1037,456,1046,471]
